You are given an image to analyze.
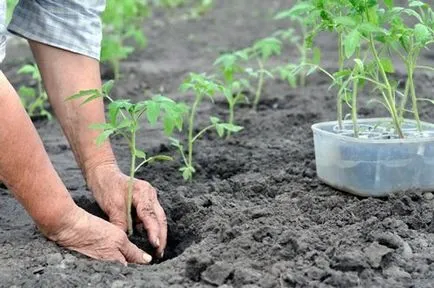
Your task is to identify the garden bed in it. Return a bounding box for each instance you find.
[0,0,433,287]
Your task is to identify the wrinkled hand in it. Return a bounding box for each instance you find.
[47,206,152,265]
[87,164,167,258]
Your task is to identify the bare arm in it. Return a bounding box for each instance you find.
[0,70,150,264]
[30,42,167,258]
[0,72,76,234]
[28,41,116,179]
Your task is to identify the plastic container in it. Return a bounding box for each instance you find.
[311,118,434,197]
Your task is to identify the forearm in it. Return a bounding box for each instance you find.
[0,72,76,234]
[29,41,116,182]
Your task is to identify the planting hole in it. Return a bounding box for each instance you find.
[75,196,199,263]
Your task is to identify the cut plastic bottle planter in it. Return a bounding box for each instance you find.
[312,118,434,197]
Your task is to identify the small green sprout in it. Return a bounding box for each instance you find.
[248,37,282,109]
[67,80,187,236]
[171,73,243,180]
[274,1,322,87]
[101,0,149,79]
[214,50,250,137]
[17,63,52,120]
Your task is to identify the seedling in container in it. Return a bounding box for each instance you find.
[67,81,187,236]
[171,73,243,180]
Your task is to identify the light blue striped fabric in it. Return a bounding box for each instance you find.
[1,0,105,64]
[0,0,6,64]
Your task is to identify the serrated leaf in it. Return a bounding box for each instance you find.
[135,149,146,159]
[253,37,282,60]
[18,86,36,98]
[210,116,220,124]
[414,24,431,45]
[146,101,160,125]
[334,16,357,27]
[216,124,225,137]
[358,23,385,34]
[380,58,395,73]
[219,123,244,133]
[89,123,112,130]
[163,115,176,135]
[81,93,104,105]
[344,30,361,59]
[102,80,115,95]
[96,130,114,146]
[66,89,100,101]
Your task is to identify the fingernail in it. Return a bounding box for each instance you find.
[154,238,160,248]
[143,253,152,264]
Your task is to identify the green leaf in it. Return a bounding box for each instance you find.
[180,166,195,181]
[334,16,357,27]
[354,59,365,74]
[384,0,394,8]
[96,130,114,146]
[215,124,225,137]
[146,101,161,125]
[163,115,176,135]
[89,123,112,130]
[380,58,395,73]
[66,89,100,101]
[17,64,36,75]
[135,149,146,159]
[149,155,173,162]
[102,80,115,95]
[274,3,315,19]
[18,86,36,98]
[253,37,282,60]
[210,116,220,124]
[344,30,361,59]
[409,1,426,8]
[414,24,431,45]
[358,23,385,34]
[219,123,244,133]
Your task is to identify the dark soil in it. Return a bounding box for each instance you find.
[1,0,433,287]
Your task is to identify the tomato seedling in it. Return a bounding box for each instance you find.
[101,0,149,79]
[68,81,187,236]
[171,73,243,180]
[214,50,251,137]
[285,0,434,138]
[247,37,282,109]
[17,63,52,120]
[274,1,322,87]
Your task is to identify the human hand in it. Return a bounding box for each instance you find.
[86,164,167,258]
[46,206,152,265]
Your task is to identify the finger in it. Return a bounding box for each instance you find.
[136,201,161,248]
[112,251,128,266]
[120,240,152,264]
[154,203,167,258]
